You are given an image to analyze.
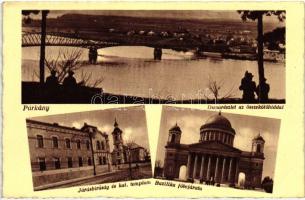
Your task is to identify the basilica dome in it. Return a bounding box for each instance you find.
[200,112,233,132]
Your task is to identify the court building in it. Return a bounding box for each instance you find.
[26,119,112,190]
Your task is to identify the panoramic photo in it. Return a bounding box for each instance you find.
[26,106,152,191]
[154,106,281,193]
[22,10,285,103]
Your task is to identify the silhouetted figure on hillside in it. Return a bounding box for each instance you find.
[45,70,59,102]
[63,71,77,89]
[45,70,59,89]
[239,71,256,102]
[256,78,270,103]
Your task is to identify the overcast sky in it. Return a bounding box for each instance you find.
[27,10,284,24]
[29,106,149,152]
[156,106,281,179]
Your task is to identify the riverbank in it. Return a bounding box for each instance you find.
[22,81,285,104]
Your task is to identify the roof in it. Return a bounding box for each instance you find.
[26,119,84,133]
[112,127,122,134]
[26,119,108,138]
[169,123,181,132]
[200,112,235,133]
[188,141,242,154]
[124,142,144,150]
[253,134,265,142]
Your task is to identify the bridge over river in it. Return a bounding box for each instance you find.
[22,31,203,60]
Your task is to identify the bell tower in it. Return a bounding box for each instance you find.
[168,123,182,144]
[251,133,265,154]
[112,118,125,164]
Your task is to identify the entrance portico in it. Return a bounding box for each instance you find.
[185,151,240,184]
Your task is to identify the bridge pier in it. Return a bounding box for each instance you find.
[89,47,98,64]
[154,48,162,60]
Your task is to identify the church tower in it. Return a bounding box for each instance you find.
[251,133,265,154]
[167,123,182,144]
[112,118,125,164]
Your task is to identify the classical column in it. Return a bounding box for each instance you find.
[228,157,233,182]
[192,154,198,179]
[186,153,192,179]
[221,157,226,183]
[214,156,219,182]
[199,155,205,180]
[206,155,211,180]
[234,158,239,183]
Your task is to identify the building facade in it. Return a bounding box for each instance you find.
[26,119,112,190]
[111,119,148,165]
[163,112,265,189]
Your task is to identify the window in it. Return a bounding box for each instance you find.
[78,157,83,167]
[37,135,44,148]
[67,157,73,168]
[76,140,81,149]
[96,141,101,150]
[117,152,120,156]
[54,157,60,169]
[101,141,105,150]
[65,138,71,149]
[171,134,176,143]
[52,136,58,148]
[99,157,102,165]
[257,144,261,153]
[86,141,90,150]
[88,157,92,166]
[38,157,46,171]
[103,157,107,165]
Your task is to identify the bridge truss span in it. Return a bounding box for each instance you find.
[22,32,120,49]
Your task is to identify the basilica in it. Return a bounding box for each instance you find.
[163,112,265,189]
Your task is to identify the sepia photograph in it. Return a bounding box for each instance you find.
[22,10,285,104]
[154,106,281,193]
[26,106,152,191]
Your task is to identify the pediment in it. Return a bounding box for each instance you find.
[188,141,241,153]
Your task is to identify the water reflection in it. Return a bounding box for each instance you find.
[22,46,285,100]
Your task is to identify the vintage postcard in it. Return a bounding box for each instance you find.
[2,1,304,198]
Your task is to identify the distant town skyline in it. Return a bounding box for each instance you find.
[26,10,285,25]
[29,106,149,152]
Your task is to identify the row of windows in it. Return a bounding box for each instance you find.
[200,131,234,145]
[36,135,107,151]
[96,140,106,150]
[37,156,108,171]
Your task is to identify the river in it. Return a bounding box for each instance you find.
[22,46,285,100]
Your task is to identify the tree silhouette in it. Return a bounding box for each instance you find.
[22,10,49,84]
[237,11,285,101]
[263,27,285,50]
